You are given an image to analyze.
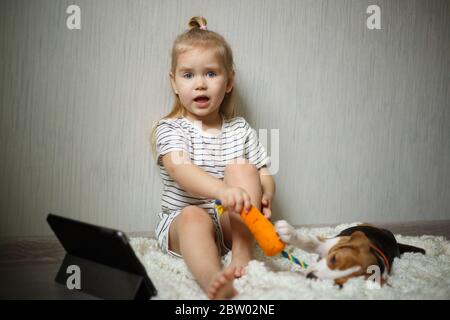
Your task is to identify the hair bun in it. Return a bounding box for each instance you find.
[188,16,208,31]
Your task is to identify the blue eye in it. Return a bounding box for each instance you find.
[206,71,216,77]
[183,73,193,79]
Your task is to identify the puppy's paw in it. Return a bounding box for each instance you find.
[274,220,298,244]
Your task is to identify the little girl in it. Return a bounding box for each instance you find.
[151,16,276,299]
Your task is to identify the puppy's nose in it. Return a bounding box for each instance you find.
[306,272,317,280]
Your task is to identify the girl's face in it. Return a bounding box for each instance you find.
[170,47,234,123]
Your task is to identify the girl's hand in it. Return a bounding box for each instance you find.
[218,186,252,214]
[261,192,274,219]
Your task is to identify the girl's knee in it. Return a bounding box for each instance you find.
[170,206,215,254]
[178,206,214,228]
[224,158,258,178]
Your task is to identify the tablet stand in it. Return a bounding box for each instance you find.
[55,253,153,300]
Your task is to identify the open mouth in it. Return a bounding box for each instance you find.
[194,95,210,103]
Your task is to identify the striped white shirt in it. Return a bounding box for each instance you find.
[155,116,270,213]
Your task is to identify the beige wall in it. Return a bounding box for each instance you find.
[0,0,449,237]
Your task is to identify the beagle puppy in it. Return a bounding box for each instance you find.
[274,221,426,286]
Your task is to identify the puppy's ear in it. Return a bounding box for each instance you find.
[350,231,367,241]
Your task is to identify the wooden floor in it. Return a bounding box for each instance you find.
[1,220,449,299]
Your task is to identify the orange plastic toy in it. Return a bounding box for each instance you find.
[214,200,285,256]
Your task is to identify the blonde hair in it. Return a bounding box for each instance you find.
[150,16,236,155]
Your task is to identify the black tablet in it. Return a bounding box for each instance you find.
[47,213,157,299]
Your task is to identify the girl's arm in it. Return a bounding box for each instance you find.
[162,151,252,213]
[259,167,275,196]
[259,166,275,218]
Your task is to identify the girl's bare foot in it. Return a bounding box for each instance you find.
[229,251,251,278]
[207,266,238,300]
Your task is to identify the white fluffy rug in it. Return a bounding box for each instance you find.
[130,223,450,300]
